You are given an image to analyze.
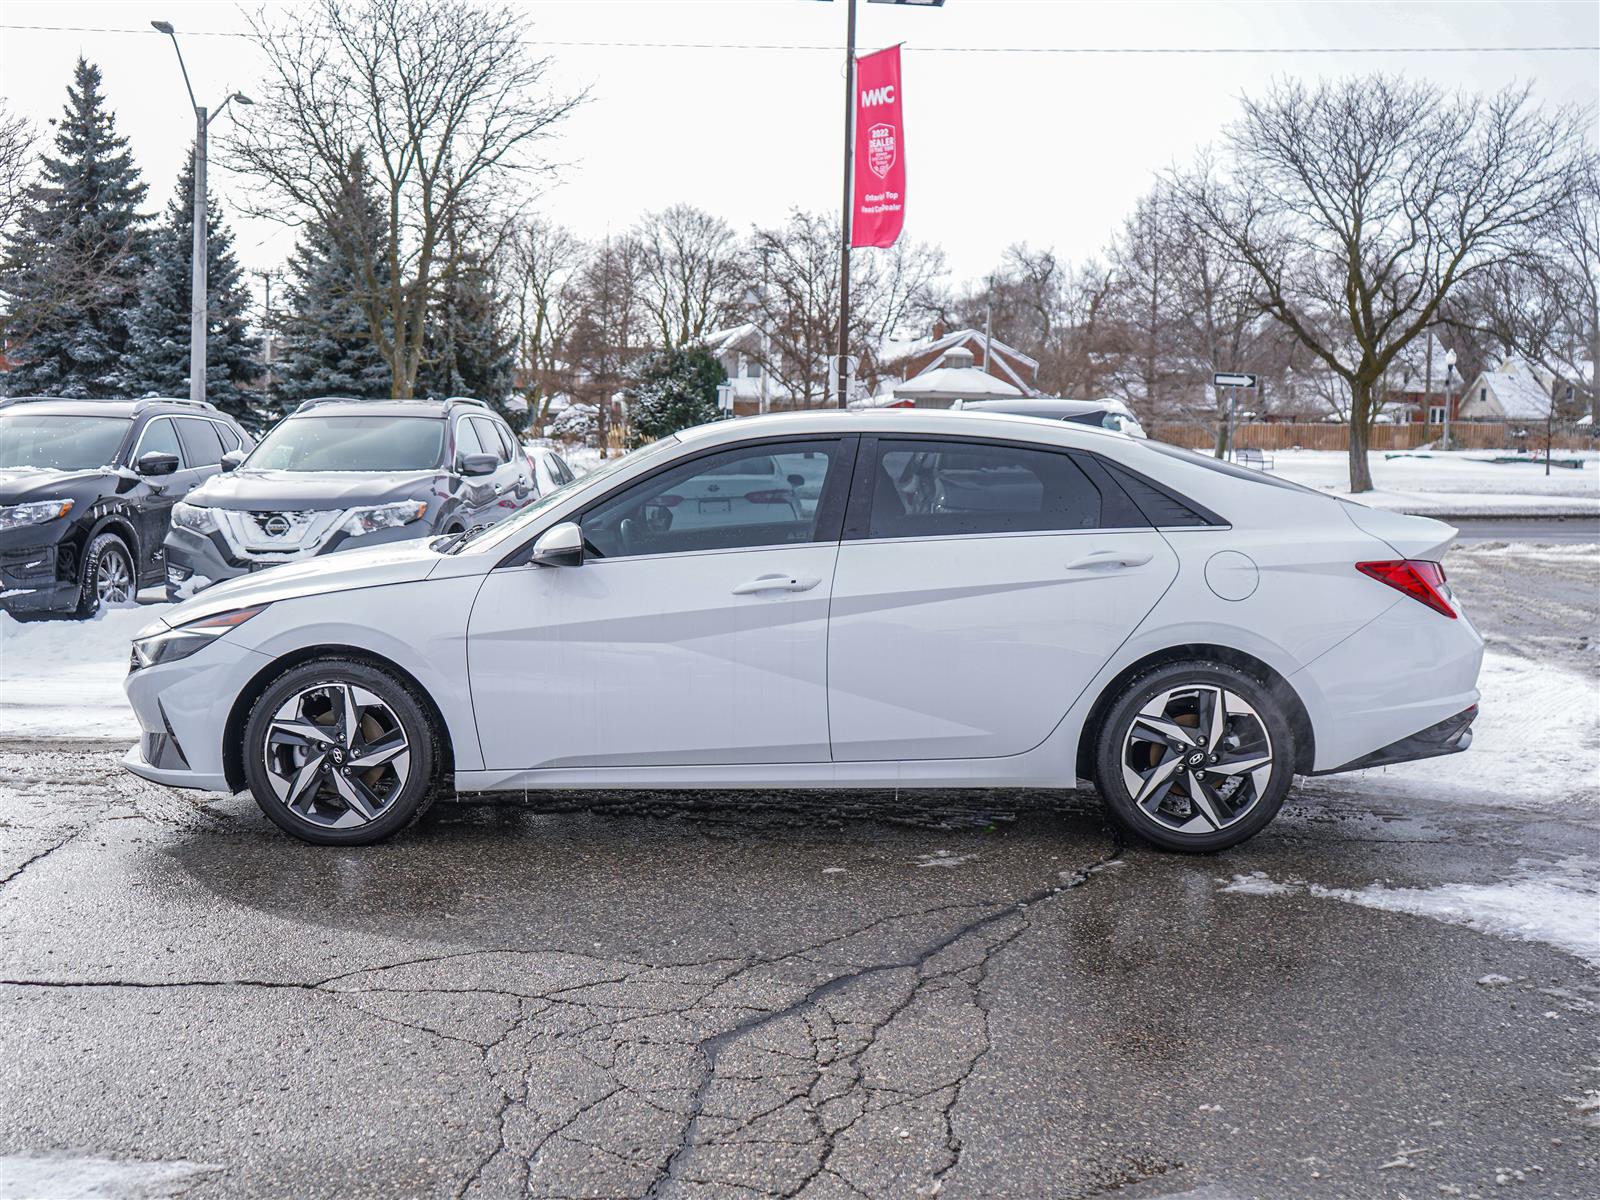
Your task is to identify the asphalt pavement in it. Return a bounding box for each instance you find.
[0,543,1595,1199]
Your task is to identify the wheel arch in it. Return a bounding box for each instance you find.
[1074,643,1316,781]
[71,512,140,580]
[221,644,457,794]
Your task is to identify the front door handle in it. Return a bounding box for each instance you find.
[1066,550,1153,571]
[731,573,822,595]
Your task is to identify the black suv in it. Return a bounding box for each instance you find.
[164,396,535,595]
[0,396,254,617]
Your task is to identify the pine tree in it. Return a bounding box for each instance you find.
[120,155,259,419]
[275,156,391,411]
[418,242,516,425]
[0,58,148,397]
[627,346,725,444]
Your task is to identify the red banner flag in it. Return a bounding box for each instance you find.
[850,45,905,249]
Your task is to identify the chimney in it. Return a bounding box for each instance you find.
[931,319,945,340]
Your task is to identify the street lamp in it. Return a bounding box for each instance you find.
[831,0,945,408]
[1442,348,1456,452]
[152,20,253,406]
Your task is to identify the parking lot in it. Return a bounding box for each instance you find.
[0,534,1592,1199]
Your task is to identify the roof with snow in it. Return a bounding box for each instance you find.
[1459,358,1554,421]
[893,365,1023,401]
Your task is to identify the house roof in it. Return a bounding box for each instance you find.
[892,365,1023,401]
[1463,358,1553,420]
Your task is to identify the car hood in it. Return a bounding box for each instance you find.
[188,468,441,510]
[0,466,118,502]
[151,537,451,631]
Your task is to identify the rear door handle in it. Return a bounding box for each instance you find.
[1066,550,1153,571]
[731,573,822,595]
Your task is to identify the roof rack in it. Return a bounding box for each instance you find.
[291,395,387,414]
[0,394,217,411]
[136,396,220,411]
[441,395,488,409]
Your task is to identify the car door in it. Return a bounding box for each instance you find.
[475,416,532,515]
[466,435,856,770]
[826,436,1179,762]
[449,416,497,525]
[127,416,201,582]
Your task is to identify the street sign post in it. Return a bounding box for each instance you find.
[1213,372,1258,460]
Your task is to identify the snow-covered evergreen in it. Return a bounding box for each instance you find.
[627,346,725,443]
[418,244,516,425]
[274,158,392,412]
[0,58,148,397]
[120,155,259,420]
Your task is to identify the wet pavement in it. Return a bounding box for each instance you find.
[0,747,1596,1199]
[1,540,1597,1198]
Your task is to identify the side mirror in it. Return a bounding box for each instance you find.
[787,474,805,488]
[135,451,180,477]
[459,452,499,477]
[530,521,584,568]
[219,449,246,472]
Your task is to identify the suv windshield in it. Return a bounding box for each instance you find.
[247,416,445,472]
[0,414,131,471]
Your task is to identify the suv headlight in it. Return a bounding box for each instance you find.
[340,500,427,538]
[0,498,73,531]
[130,605,266,670]
[170,501,219,534]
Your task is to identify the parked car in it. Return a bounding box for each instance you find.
[0,396,253,617]
[526,443,576,498]
[163,396,534,596]
[123,409,1482,852]
[954,396,1148,438]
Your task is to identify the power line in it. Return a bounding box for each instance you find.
[0,24,1596,54]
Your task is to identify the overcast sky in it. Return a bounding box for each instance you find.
[2,0,1596,316]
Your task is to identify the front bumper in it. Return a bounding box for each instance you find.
[1314,704,1478,775]
[122,636,268,792]
[0,543,77,613]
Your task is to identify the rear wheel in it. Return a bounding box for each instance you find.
[1093,661,1295,853]
[73,532,135,617]
[242,659,440,845]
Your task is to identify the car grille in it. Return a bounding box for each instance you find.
[214,508,345,559]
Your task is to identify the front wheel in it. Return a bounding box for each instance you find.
[1093,661,1296,853]
[242,659,440,845]
[73,532,136,617]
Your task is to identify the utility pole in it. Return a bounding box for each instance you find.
[835,0,858,410]
[255,268,280,407]
[983,274,994,379]
[152,21,251,407]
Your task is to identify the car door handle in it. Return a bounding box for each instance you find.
[1066,550,1153,571]
[731,573,822,595]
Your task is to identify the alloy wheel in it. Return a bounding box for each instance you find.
[1120,684,1274,836]
[95,547,132,605]
[262,683,411,830]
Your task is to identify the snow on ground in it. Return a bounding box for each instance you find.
[1269,448,1600,517]
[0,1154,218,1200]
[1222,856,1600,966]
[0,604,166,739]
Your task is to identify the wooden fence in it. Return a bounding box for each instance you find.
[1146,421,1596,453]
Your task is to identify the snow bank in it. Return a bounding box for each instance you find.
[1222,857,1600,965]
[0,603,168,739]
[0,1153,217,1199]
[1269,449,1600,517]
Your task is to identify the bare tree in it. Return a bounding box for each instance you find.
[231,0,583,399]
[568,235,648,450]
[635,204,740,349]
[506,216,583,431]
[747,211,841,407]
[1173,76,1592,491]
[853,237,947,393]
[0,104,34,240]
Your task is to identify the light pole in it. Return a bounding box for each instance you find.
[152,20,252,406]
[1442,348,1456,453]
[831,0,944,409]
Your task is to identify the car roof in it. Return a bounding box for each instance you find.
[957,398,1115,418]
[672,407,1127,450]
[289,396,494,419]
[0,396,228,419]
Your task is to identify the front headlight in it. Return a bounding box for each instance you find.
[0,498,73,531]
[170,501,219,534]
[340,500,427,538]
[130,604,266,670]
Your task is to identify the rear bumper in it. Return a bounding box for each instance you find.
[1313,704,1477,775]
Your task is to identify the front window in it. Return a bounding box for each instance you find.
[0,413,132,471]
[246,416,445,472]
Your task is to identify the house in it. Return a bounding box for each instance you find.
[1380,333,1460,424]
[877,323,1038,396]
[1457,358,1558,423]
[856,345,1023,409]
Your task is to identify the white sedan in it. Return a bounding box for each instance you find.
[122,410,1483,851]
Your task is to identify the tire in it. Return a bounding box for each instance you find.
[73,532,136,617]
[242,658,441,846]
[1093,660,1296,853]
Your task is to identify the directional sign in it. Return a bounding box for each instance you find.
[1213,372,1258,389]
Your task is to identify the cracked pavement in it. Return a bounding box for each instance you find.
[1,752,1596,1199]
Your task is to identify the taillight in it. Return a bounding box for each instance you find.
[1356,560,1456,618]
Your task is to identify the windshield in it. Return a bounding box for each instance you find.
[246,415,445,472]
[0,414,131,471]
[451,436,682,554]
